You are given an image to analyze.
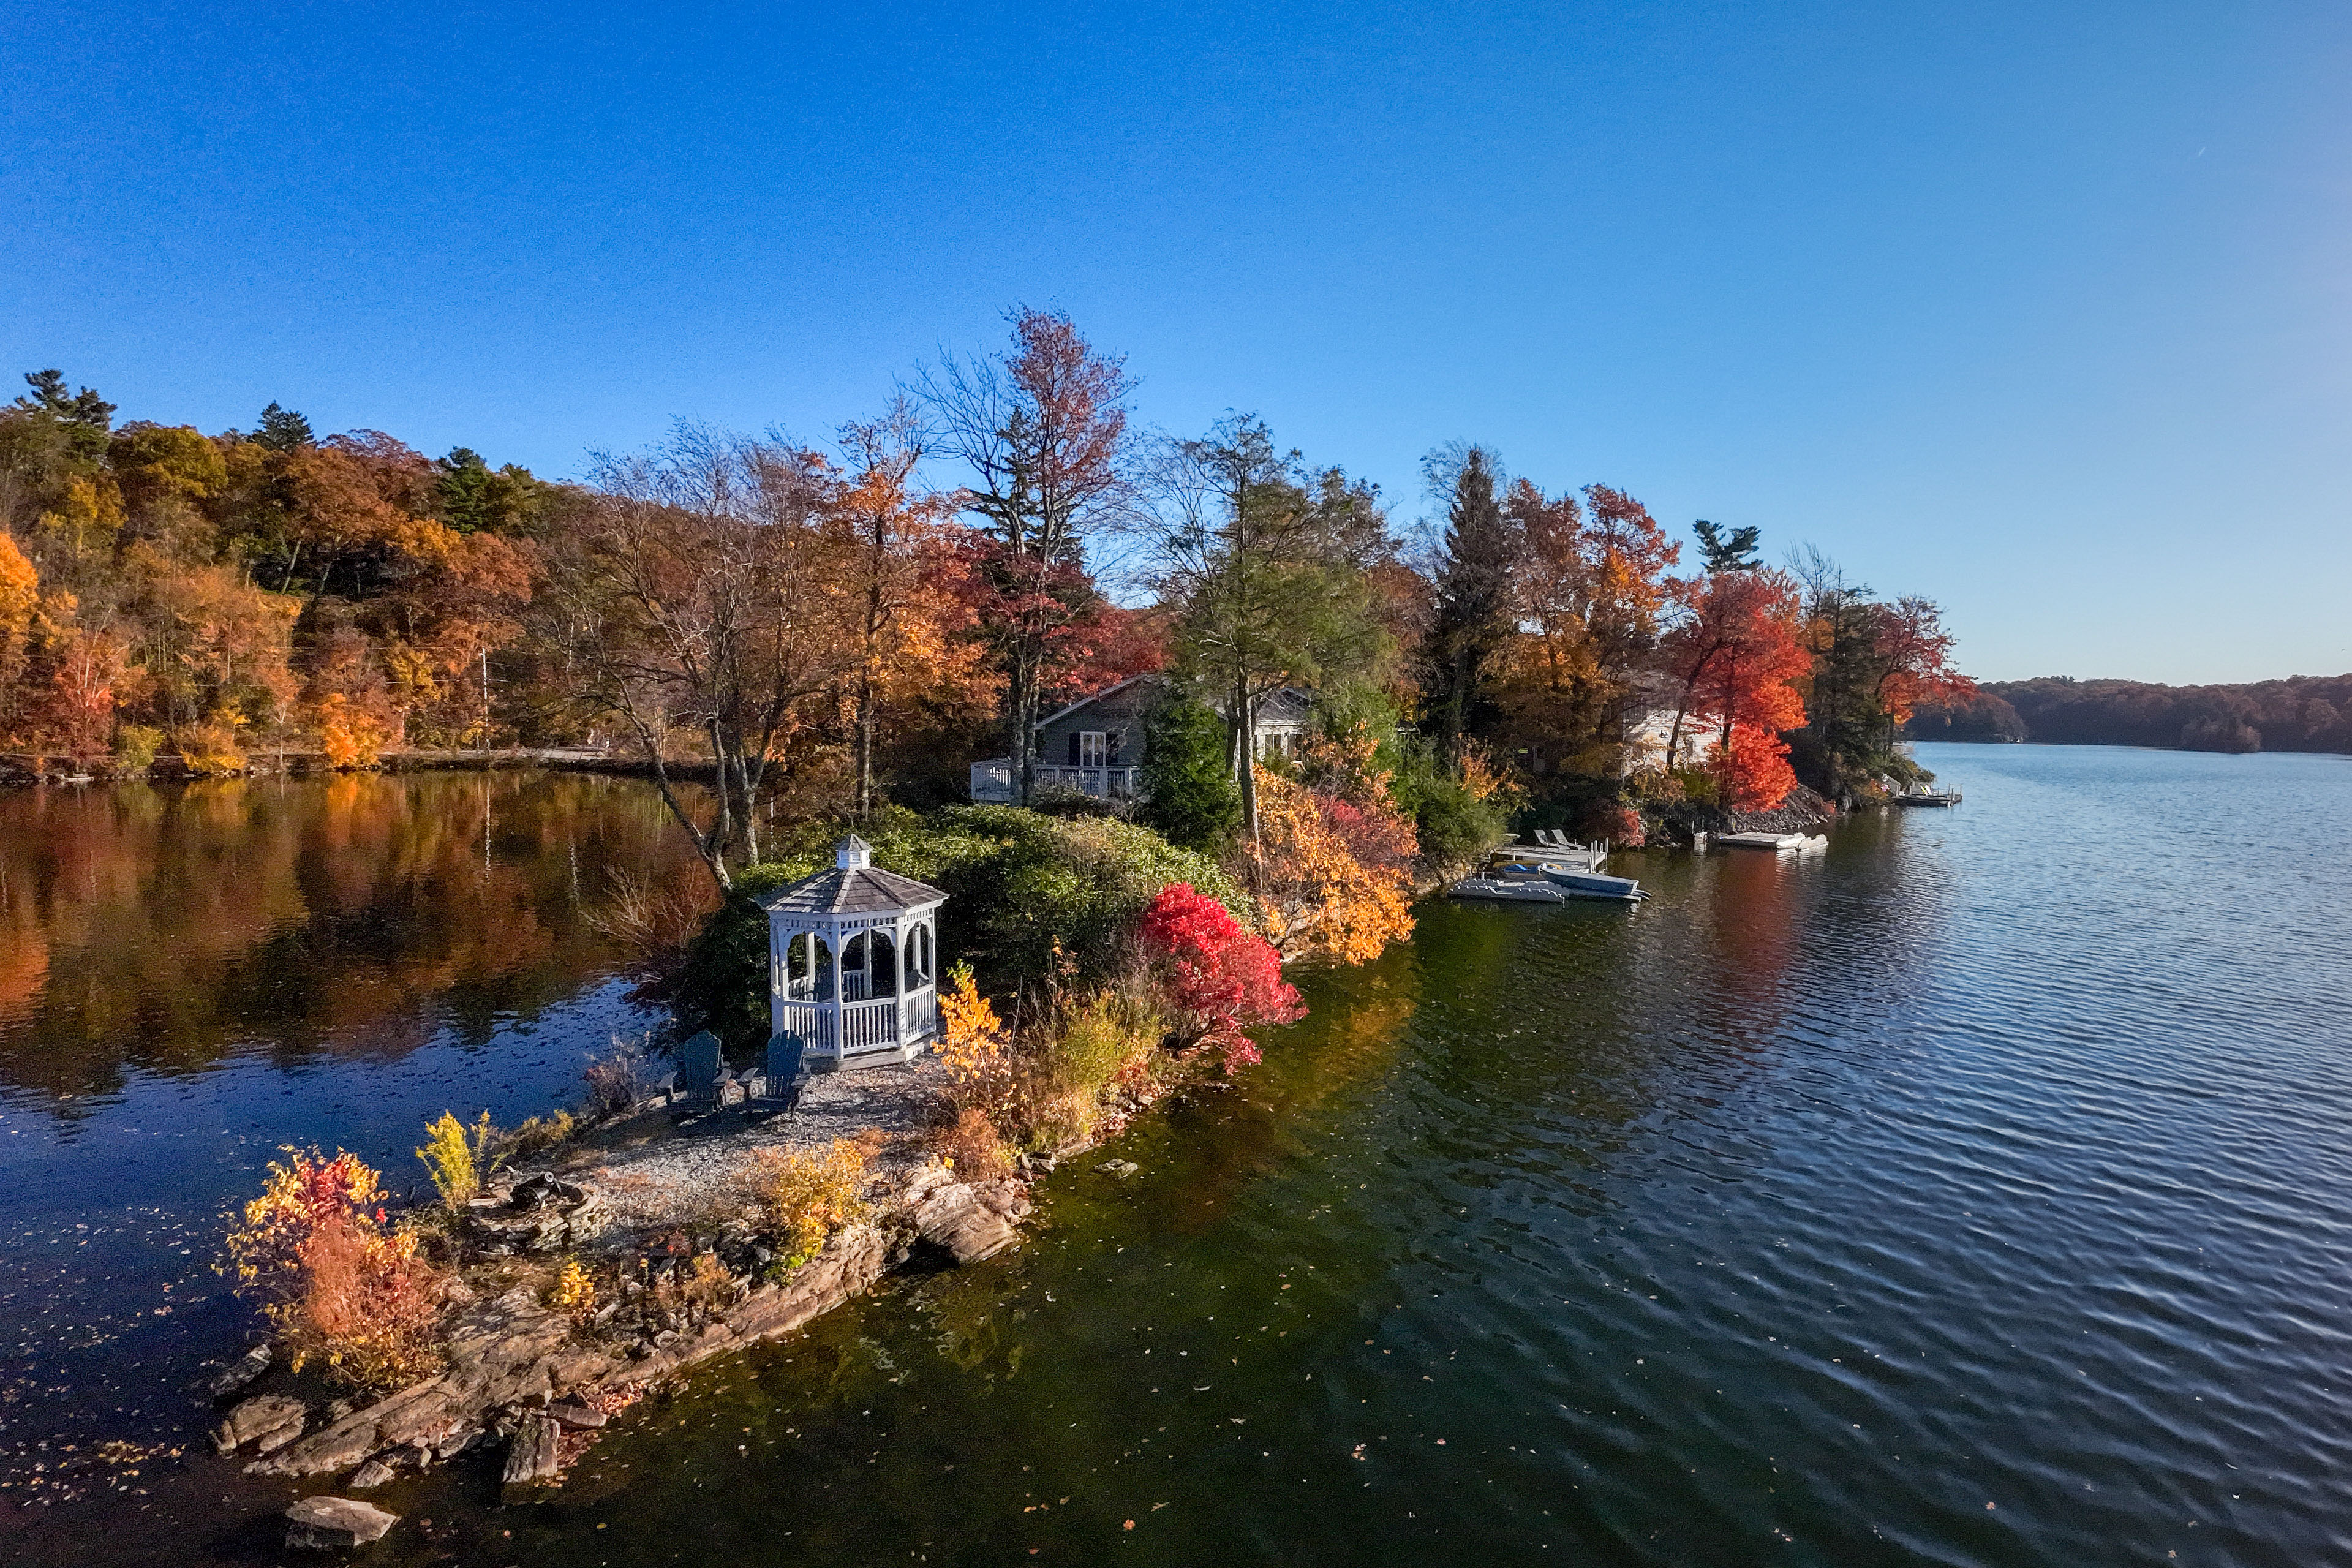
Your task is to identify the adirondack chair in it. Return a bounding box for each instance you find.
[759,1033,807,1110]
[674,1031,723,1111]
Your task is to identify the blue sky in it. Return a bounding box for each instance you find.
[4,1,2347,682]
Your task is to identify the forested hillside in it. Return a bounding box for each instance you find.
[1910,676,2352,754]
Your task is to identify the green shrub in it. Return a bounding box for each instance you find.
[1387,736,1506,867]
[1137,698,1240,853]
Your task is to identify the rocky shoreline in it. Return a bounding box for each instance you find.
[202,1055,1050,1548]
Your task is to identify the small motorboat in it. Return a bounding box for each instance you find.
[1709,831,1828,852]
[1448,873,1569,904]
[1893,789,1961,807]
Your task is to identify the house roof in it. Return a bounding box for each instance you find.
[755,864,946,918]
[1032,673,1161,731]
[1031,674,1316,732]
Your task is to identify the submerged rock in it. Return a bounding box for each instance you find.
[202,1343,273,1401]
[345,1458,397,1490]
[502,1413,562,1485]
[285,1495,398,1549]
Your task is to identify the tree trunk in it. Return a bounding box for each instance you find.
[1237,690,1260,845]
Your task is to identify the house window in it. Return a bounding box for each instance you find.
[1077,731,1107,768]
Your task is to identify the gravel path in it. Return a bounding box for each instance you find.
[560,1051,951,1240]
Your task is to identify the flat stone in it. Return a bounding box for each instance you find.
[345,1458,397,1490]
[285,1495,398,1549]
[548,1401,608,1429]
[214,1395,307,1455]
[1094,1159,1140,1177]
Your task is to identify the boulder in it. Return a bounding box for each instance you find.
[285,1495,398,1550]
[549,1401,608,1430]
[502,1412,562,1485]
[466,1177,607,1254]
[345,1458,397,1490]
[214,1395,307,1455]
[910,1178,1029,1264]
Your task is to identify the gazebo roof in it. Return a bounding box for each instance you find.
[755,863,945,918]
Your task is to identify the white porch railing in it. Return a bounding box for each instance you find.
[1032,764,1142,799]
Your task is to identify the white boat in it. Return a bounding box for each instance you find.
[1448,874,1569,904]
[1537,864,1646,902]
[1711,831,1827,852]
[1893,790,1961,807]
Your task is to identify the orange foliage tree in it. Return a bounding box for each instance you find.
[1248,766,1416,963]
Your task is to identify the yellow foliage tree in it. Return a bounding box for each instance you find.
[1249,767,1415,965]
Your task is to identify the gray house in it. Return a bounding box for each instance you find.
[970,676,1314,804]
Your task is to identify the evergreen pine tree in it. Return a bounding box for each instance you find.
[1420,443,1517,764]
[1140,695,1242,852]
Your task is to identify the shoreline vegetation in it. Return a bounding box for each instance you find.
[13,309,1962,1548]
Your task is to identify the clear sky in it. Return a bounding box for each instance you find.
[4,1,2347,683]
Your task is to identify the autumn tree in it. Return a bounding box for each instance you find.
[562,426,851,889]
[1657,565,1810,810]
[829,395,974,816]
[921,307,1136,804]
[1494,480,1683,780]
[1787,547,1973,800]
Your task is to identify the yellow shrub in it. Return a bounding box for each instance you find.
[547,1257,595,1321]
[742,1140,870,1268]
[415,1110,500,1209]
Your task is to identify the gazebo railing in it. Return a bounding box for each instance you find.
[777,996,908,1056]
[840,997,899,1054]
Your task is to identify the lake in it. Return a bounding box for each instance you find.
[4,745,2349,1566]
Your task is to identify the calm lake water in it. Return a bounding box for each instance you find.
[6,745,2351,1566]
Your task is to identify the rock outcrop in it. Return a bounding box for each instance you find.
[213,1395,307,1456]
[249,1219,896,1480]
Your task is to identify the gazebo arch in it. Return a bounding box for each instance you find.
[756,835,946,1073]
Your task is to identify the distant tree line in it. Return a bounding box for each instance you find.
[1909,675,2352,755]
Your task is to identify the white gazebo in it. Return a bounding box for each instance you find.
[755,835,946,1073]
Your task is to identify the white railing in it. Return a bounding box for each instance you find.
[1033,764,1142,799]
[840,997,900,1054]
[778,989,939,1061]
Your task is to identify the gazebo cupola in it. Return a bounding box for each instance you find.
[754,835,946,1073]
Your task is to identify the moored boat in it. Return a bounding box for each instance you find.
[1448,874,1569,904]
[1538,864,1646,902]
[1709,831,1828,852]
[1893,789,1962,807]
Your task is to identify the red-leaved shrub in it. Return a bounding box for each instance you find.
[1139,884,1303,1071]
